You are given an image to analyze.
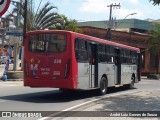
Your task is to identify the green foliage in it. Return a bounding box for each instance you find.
[150,0,160,5]
[10,0,81,32]
[14,1,62,31]
[54,15,82,33]
[147,23,160,54]
[146,23,160,73]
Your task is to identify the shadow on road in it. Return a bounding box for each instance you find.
[0,86,136,103]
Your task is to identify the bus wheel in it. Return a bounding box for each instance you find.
[129,76,135,89]
[99,77,107,95]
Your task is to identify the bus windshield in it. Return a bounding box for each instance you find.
[28,34,66,53]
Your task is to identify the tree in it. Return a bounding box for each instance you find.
[150,0,160,5]
[146,23,160,74]
[27,2,62,31]
[14,1,62,31]
[55,15,82,33]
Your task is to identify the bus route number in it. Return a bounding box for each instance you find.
[54,59,62,64]
[57,35,65,40]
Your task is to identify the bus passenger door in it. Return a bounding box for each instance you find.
[115,48,121,85]
[88,43,98,88]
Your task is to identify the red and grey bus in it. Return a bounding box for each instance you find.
[24,30,141,95]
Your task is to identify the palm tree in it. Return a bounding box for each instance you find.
[55,15,82,33]
[150,0,160,5]
[16,1,62,31]
[146,23,160,73]
[27,2,62,31]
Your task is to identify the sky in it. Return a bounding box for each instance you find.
[4,0,160,21]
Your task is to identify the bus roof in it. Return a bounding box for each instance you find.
[27,30,140,52]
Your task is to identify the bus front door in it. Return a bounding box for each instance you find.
[115,48,121,85]
[89,43,98,88]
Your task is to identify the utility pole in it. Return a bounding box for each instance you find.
[107,3,121,40]
[11,1,21,71]
[20,0,27,70]
[23,0,27,41]
[1,18,6,47]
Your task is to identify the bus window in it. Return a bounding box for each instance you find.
[106,45,110,53]
[122,49,130,64]
[74,38,88,62]
[98,44,107,62]
[106,46,115,63]
[28,34,66,53]
[131,51,137,64]
[37,41,45,51]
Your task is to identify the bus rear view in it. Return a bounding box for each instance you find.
[24,30,75,89]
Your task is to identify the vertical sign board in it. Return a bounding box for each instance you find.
[0,0,10,16]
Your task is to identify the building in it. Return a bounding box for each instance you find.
[78,19,160,75]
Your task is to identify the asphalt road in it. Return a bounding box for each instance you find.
[0,79,160,120]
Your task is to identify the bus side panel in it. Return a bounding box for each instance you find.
[70,33,78,89]
[133,64,139,83]
[121,64,131,84]
[77,63,90,89]
[121,64,138,85]
[137,53,141,81]
[98,63,115,87]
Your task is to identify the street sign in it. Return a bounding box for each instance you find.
[6,27,23,36]
[6,32,23,36]
[0,0,10,16]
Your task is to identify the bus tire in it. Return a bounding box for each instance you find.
[98,77,107,95]
[129,75,135,89]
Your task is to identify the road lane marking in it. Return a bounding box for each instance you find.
[38,89,140,120]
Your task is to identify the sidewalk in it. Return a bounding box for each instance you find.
[0,64,5,79]
[0,64,23,81]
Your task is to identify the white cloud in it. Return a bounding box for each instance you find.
[78,0,139,15]
[5,0,160,22]
[115,8,144,19]
[62,0,71,3]
[79,0,125,13]
[124,0,140,4]
[78,0,141,19]
[78,0,107,13]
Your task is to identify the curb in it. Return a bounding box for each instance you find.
[0,72,23,81]
[7,71,23,79]
[0,79,23,82]
[6,79,23,81]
